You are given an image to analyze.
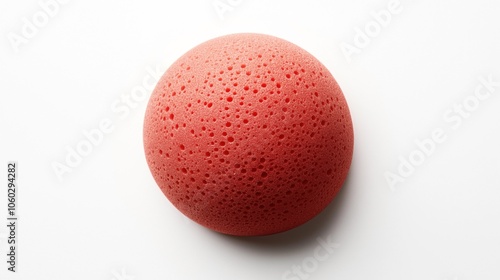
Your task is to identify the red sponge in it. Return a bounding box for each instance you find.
[143,33,353,236]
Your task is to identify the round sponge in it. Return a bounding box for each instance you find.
[143,33,353,236]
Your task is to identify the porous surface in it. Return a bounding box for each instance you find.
[143,33,353,236]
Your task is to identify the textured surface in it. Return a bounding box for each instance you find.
[143,33,353,236]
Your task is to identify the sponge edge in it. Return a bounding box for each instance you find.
[143,33,353,236]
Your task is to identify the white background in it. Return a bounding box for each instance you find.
[1,0,500,279]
